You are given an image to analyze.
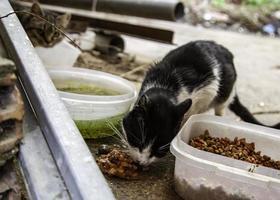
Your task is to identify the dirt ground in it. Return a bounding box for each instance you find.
[75,51,150,83]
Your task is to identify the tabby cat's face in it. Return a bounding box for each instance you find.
[21,3,71,47]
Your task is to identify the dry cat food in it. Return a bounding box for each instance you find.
[96,147,139,179]
[189,130,280,170]
[175,178,251,200]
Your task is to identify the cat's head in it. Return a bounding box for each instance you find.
[24,3,71,47]
[122,90,192,166]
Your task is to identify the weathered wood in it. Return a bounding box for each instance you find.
[0,160,22,199]
[0,86,24,122]
[0,57,15,78]
[0,121,22,155]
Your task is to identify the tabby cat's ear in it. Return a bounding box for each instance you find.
[31,3,43,16]
[56,13,71,28]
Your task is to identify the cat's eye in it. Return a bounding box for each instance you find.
[53,32,60,38]
[38,29,44,34]
[153,149,167,158]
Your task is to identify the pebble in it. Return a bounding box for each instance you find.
[263,24,276,35]
[98,144,111,155]
[273,11,280,20]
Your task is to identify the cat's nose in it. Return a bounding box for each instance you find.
[139,161,149,166]
[139,160,151,166]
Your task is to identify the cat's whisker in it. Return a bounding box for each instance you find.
[106,121,122,137]
[138,118,146,145]
[108,130,128,146]
[158,142,171,151]
[116,121,142,145]
[106,123,122,139]
[0,10,82,51]
[112,127,126,143]
[106,121,129,146]
[126,130,141,145]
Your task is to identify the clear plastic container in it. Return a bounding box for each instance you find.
[35,40,81,68]
[48,67,137,138]
[170,114,280,200]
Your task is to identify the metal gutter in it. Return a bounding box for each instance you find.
[0,1,115,199]
[19,94,70,200]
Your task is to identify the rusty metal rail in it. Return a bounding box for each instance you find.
[0,0,115,199]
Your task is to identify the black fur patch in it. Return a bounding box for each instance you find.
[123,88,192,158]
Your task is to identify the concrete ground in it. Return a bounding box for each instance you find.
[91,21,280,200]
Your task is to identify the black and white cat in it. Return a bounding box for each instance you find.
[122,40,280,166]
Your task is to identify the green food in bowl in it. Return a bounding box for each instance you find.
[75,114,124,139]
[56,82,121,96]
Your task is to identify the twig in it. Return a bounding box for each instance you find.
[120,64,149,78]
[0,11,82,51]
[252,110,280,115]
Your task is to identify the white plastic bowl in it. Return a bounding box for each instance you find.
[171,114,280,200]
[48,67,137,138]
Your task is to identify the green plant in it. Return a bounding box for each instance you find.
[212,0,280,6]
[213,0,226,6]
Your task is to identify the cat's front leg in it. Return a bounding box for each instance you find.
[215,105,226,116]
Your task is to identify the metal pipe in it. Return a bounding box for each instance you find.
[39,0,97,10]
[96,0,185,21]
[31,0,184,21]
[0,1,115,199]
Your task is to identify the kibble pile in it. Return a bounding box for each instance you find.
[96,148,139,179]
[189,130,280,170]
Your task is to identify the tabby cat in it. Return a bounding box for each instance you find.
[15,3,71,47]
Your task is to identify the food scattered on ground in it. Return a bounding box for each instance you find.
[96,148,139,179]
[189,130,280,170]
[175,178,251,200]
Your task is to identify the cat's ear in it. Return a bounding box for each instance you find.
[31,3,43,16]
[176,99,192,117]
[137,94,150,108]
[56,13,71,28]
